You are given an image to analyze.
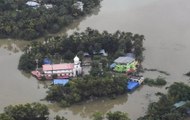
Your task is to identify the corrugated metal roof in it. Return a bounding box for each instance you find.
[114,56,135,64]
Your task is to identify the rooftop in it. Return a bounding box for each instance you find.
[26,1,40,7]
[114,56,135,64]
[53,79,69,86]
[43,63,74,71]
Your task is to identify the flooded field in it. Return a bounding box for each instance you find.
[1,0,190,119]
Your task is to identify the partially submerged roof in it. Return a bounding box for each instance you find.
[53,79,69,85]
[114,56,135,64]
[174,101,187,108]
[43,63,74,71]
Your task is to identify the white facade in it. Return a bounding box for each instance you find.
[73,56,82,76]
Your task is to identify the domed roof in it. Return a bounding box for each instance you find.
[74,56,79,61]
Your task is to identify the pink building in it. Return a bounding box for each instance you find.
[32,56,82,80]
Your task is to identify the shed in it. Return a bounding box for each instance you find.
[53,79,69,86]
[127,81,139,91]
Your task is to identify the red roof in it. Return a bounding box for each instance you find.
[43,63,74,71]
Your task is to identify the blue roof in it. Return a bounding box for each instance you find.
[43,58,52,64]
[110,63,116,69]
[53,79,69,86]
[127,81,139,91]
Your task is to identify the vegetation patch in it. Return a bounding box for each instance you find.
[18,28,145,72]
[46,75,128,107]
[144,68,170,76]
[0,102,70,120]
[0,0,101,40]
[92,111,130,120]
[144,76,167,86]
[138,82,190,120]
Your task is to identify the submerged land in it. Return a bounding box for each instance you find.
[1,0,190,120]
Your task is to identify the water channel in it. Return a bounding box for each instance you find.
[1,0,190,120]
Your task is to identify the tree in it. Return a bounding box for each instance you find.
[54,115,68,120]
[92,112,103,120]
[3,103,49,120]
[0,113,14,120]
[106,111,130,120]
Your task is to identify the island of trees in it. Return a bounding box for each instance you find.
[0,0,101,40]
[18,28,145,107]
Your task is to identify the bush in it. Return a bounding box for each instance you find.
[144,76,167,86]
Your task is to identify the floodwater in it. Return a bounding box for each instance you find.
[1,0,190,120]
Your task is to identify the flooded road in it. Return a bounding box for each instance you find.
[1,0,190,120]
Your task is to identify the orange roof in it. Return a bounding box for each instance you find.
[43,63,74,71]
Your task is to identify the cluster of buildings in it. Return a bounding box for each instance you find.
[110,53,144,91]
[31,52,143,92]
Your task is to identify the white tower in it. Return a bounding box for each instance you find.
[73,56,82,76]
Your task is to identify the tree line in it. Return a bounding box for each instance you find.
[0,0,101,40]
[18,28,145,72]
[0,102,130,120]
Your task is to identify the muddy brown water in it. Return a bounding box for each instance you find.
[1,0,190,120]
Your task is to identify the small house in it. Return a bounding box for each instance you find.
[113,56,137,72]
